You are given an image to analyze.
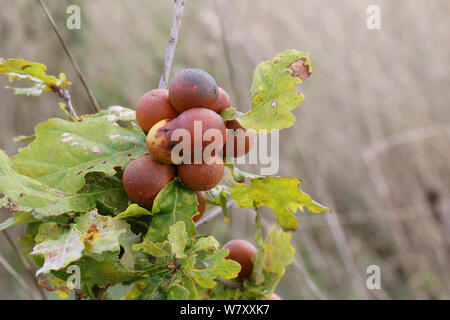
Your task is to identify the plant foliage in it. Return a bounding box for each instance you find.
[0,50,328,300]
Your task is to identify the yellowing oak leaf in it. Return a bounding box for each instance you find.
[237,49,312,132]
[168,221,188,258]
[231,177,329,231]
[0,58,71,96]
[263,226,295,274]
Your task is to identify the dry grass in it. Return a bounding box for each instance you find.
[0,0,449,299]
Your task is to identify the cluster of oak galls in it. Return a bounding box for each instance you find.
[124,68,255,222]
[123,69,278,299]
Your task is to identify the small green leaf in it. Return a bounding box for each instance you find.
[189,236,219,253]
[114,204,152,221]
[207,185,231,222]
[31,225,84,275]
[183,250,241,289]
[144,179,198,243]
[231,176,328,231]
[0,212,39,231]
[12,135,35,143]
[122,281,147,300]
[35,222,64,243]
[178,274,198,300]
[263,225,295,273]
[227,164,263,183]
[252,211,265,284]
[83,106,136,123]
[168,221,188,258]
[168,283,190,300]
[138,275,168,300]
[220,107,237,120]
[76,251,144,286]
[238,50,312,132]
[133,242,172,258]
[119,228,145,270]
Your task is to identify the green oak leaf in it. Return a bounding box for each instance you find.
[82,106,136,123]
[0,151,127,217]
[231,176,329,231]
[263,225,295,273]
[133,241,172,258]
[0,212,39,231]
[122,281,147,300]
[138,275,169,300]
[75,210,127,255]
[238,49,312,132]
[0,58,70,96]
[226,163,263,183]
[189,236,219,253]
[11,117,146,193]
[144,179,198,243]
[220,107,237,120]
[207,185,231,222]
[251,212,265,285]
[35,222,64,243]
[76,251,144,286]
[82,173,129,215]
[119,227,146,270]
[182,250,241,289]
[168,221,188,258]
[12,135,35,143]
[113,204,152,221]
[168,282,190,300]
[177,273,198,300]
[31,225,85,275]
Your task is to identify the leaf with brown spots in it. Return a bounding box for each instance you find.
[75,210,128,255]
[237,50,312,133]
[31,225,85,275]
[0,151,127,217]
[11,117,146,193]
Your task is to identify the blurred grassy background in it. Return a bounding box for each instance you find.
[1,0,449,299]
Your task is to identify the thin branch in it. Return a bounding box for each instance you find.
[291,258,327,300]
[37,0,101,113]
[158,0,186,89]
[56,88,78,120]
[0,253,40,300]
[195,199,235,228]
[2,230,47,300]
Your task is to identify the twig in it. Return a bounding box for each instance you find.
[195,199,235,228]
[291,258,327,300]
[2,230,47,300]
[37,0,101,113]
[56,88,78,120]
[0,253,40,300]
[158,0,186,89]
